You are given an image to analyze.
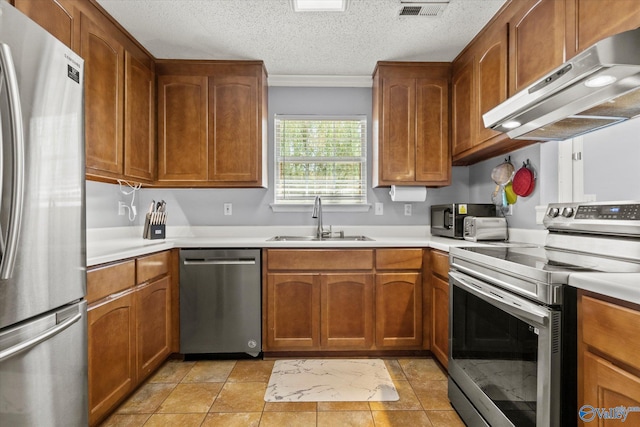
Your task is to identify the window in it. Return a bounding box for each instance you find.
[274,115,367,205]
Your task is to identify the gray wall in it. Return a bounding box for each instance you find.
[582,117,640,201]
[86,88,640,230]
[87,87,466,229]
[468,143,543,229]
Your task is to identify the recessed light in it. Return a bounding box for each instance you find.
[502,120,521,129]
[291,0,348,12]
[585,74,617,88]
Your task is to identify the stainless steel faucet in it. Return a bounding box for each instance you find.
[312,196,328,239]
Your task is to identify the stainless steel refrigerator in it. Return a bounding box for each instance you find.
[0,3,87,426]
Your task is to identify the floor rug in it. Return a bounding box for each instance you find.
[264,359,399,402]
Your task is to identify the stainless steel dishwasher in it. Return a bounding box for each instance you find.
[180,249,261,356]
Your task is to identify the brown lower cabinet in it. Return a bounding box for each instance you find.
[578,290,640,426]
[87,250,176,426]
[136,275,172,379]
[430,250,449,368]
[88,288,136,426]
[266,273,321,350]
[263,248,425,353]
[375,272,422,348]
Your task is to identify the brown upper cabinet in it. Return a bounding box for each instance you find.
[81,12,126,179]
[15,0,156,184]
[14,0,77,50]
[452,0,565,164]
[565,0,640,59]
[453,0,640,165]
[452,11,531,164]
[372,62,451,187]
[509,0,567,94]
[156,61,268,187]
[124,52,155,182]
[81,11,156,184]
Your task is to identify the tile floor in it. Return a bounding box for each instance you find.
[100,357,465,427]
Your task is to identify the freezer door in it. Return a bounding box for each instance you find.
[0,3,85,329]
[0,301,88,426]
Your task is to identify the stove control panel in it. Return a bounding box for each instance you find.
[575,204,639,220]
[544,202,640,236]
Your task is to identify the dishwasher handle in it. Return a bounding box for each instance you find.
[183,258,257,266]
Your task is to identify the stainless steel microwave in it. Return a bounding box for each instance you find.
[430,203,496,239]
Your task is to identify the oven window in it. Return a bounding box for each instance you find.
[451,285,538,427]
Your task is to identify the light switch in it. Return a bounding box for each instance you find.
[375,203,383,215]
[224,203,232,215]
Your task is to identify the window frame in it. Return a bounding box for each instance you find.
[272,114,369,211]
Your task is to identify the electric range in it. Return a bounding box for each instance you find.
[447,201,640,427]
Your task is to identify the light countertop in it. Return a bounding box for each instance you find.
[86,225,491,267]
[569,273,640,306]
[86,225,638,310]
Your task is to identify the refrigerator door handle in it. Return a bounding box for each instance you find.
[0,43,25,280]
[0,311,82,362]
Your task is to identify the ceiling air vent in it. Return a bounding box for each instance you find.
[398,1,449,17]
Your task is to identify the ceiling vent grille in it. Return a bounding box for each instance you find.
[398,1,449,17]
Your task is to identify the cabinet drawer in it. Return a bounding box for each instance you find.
[87,260,136,305]
[136,251,170,284]
[430,250,449,279]
[267,249,374,271]
[376,249,423,270]
[581,294,640,372]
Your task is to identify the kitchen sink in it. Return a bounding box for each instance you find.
[268,235,374,242]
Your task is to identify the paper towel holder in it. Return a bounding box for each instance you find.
[389,185,427,202]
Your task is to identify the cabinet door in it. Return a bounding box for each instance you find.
[451,56,475,157]
[476,23,508,145]
[14,0,76,49]
[136,276,171,381]
[124,52,155,182]
[375,272,422,348]
[566,0,640,59]
[209,75,259,184]
[431,275,449,368]
[380,78,416,182]
[510,0,566,93]
[88,291,136,426]
[157,75,208,181]
[321,273,374,349]
[266,273,320,350]
[581,351,640,426]
[81,13,125,176]
[416,78,450,184]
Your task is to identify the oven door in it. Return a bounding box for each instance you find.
[448,271,561,427]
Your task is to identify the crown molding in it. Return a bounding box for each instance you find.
[268,74,372,88]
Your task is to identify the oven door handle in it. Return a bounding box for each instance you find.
[449,271,550,327]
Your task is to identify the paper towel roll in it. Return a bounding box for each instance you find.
[389,185,427,202]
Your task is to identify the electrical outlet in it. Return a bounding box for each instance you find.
[503,205,513,216]
[404,204,412,216]
[118,201,126,216]
[375,202,383,215]
[224,203,232,216]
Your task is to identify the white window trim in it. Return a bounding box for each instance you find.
[557,136,596,203]
[272,114,368,211]
[270,203,371,213]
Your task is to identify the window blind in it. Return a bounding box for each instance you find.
[274,115,367,204]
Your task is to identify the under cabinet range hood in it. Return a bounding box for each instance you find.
[483,27,640,141]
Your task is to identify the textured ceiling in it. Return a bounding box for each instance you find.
[96,0,507,77]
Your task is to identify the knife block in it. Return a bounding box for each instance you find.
[148,224,165,239]
[143,213,166,239]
